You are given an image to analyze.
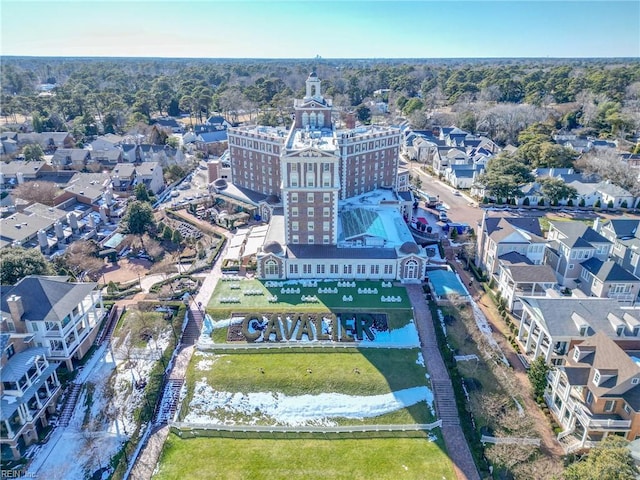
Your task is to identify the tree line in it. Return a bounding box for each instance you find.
[1,58,638,147]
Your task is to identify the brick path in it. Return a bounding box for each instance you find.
[406,284,481,480]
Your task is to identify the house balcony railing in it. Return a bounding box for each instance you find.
[607,292,636,303]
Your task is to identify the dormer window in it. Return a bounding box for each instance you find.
[593,371,601,385]
[632,378,640,385]
[617,325,625,337]
[580,325,588,336]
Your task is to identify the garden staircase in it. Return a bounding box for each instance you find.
[431,378,460,425]
[58,383,82,427]
[155,379,184,426]
[182,308,204,346]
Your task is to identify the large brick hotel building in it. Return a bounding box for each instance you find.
[223,72,428,282]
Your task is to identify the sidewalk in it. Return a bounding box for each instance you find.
[406,284,481,480]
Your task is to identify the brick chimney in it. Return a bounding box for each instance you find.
[345,113,356,129]
[7,295,24,322]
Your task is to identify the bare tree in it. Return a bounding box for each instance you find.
[59,240,104,280]
[12,181,62,206]
[576,149,640,196]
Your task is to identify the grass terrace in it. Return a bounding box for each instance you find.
[208,279,410,313]
[155,435,455,480]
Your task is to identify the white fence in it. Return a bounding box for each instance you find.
[480,435,540,446]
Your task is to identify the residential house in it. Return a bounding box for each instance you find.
[544,221,612,286]
[58,172,111,208]
[90,134,124,152]
[16,132,74,152]
[195,130,229,157]
[51,148,90,170]
[433,146,466,173]
[0,329,61,460]
[90,148,123,166]
[545,332,640,453]
[0,276,106,371]
[578,258,640,305]
[597,218,640,277]
[153,117,184,134]
[0,161,48,189]
[495,252,557,315]
[476,214,547,277]
[516,297,640,365]
[120,144,138,163]
[139,144,180,165]
[134,161,164,194]
[1,132,18,156]
[204,115,231,130]
[110,163,137,192]
[594,181,635,209]
[0,204,70,251]
[443,164,478,189]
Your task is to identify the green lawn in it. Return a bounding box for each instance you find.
[208,279,410,312]
[188,349,427,397]
[154,435,456,480]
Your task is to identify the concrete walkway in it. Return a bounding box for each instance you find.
[406,284,481,480]
[127,232,230,480]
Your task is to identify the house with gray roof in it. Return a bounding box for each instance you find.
[134,161,164,194]
[496,252,558,314]
[578,258,640,305]
[0,160,48,189]
[0,329,61,460]
[516,297,640,365]
[545,331,640,454]
[544,220,612,286]
[596,218,640,277]
[0,276,105,372]
[51,148,90,170]
[594,181,636,209]
[476,213,547,277]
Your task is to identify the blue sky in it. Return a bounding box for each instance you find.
[1,1,639,58]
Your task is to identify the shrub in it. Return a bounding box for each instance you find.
[607,199,614,208]
[537,198,545,206]
[522,197,530,206]
[567,198,574,207]
[621,200,628,208]
[594,198,601,208]
[579,198,586,207]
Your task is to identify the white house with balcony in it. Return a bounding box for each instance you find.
[545,332,640,454]
[0,276,105,371]
[0,332,61,461]
[516,297,640,366]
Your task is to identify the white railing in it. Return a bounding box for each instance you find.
[480,435,540,446]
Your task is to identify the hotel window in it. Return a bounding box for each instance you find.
[344,264,352,275]
[323,173,331,187]
[308,235,314,244]
[292,221,299,231]
[307,193,314,203]
[303,264,311,274]
[307,207,314,216]
[357,265,365,275]
[290,264,298,274]
[330,264,338,274]
[291,163,298,172]
[604,400,615,412]
[291,173,298,187]
[371,265,380,275]
[317,264,325,274]
[308,222,314,231]
[307,172,315,187]
[323,222,330,231]
[291,193,298,202]
[292,235,299,244]
[323,163,330,171]
[291,207,298,217]
[323,235,330,244]
[323,193,330,203]
[384,265,393,275]
[323,207,330,217]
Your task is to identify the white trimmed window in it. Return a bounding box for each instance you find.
[593,371,601,385]
[307,193,314,203]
